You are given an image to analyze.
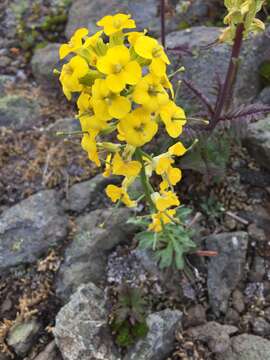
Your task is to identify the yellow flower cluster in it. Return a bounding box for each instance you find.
[220,0,265,42]
[58,13,187,232]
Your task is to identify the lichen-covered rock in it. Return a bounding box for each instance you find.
[56,207,136,301]
[124,309,182,360]
[31,43,61,91]
[217,334,270,360]
[206,232,249,316]
[0,95,40,130]
[244,117,270,171]
[0,190,68,274]
[7,319,41,357]
[54,283,120,360]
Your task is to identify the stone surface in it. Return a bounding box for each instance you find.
[249,255,266,282]
[183,304,207,329]
[56,207,136,300]
[46,117,81,135]
[34,341,62,360]
[244,117,270,171]
[54,283,120,360]
[0,75,13,97]
[258,87,270,105]
[0,95,40,130]
[187,322,238,354]
[252,317,270,337]
[167,27,264,113]
[217,334,270,360]
[232,289,245,314]
[0,190,68,273]
[31,43,61,91]
[124,309,182,360]
[63,174,119,213]
[206,232,249,316]
[7,319,41,357]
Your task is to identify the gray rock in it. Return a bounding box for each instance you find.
[31,43,61,91]
[34,341,62,360]
[232,289,245,314]
[187,322,238,354]
[167,27,264,113]
[249,255,265,282]
[46,117,81,135]
[252,317,270,337]
[244,117,270,171]
[0,190,68,274]
[0,75,13,97]
[217,334,270,360]
[257,87,270,105]
[0,95,40,130]
[56,207,136,300]
[183,304,206,329]
[63,174,119,213]
[54,283,120,360]
[7,319,41,357]
[206,232,249,316]
[124,309,182,360]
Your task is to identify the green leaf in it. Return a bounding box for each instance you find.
[156,243,173,269]
[131,321,149,339]
[136,231,156,249]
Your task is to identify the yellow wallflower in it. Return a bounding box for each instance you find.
[59,56,89,100]
[105,184,136,207]
[112,152,142,177]
[77,93,108,132]
[82,30,105,66]
[169,142,187,156]
[103,153,112,177]
[160,100,186,138]
[148,209,176,232]
[97,13,136,36]
[97,45,141,92]
[151,191,180,212]
[118,108,158,147]
[81,131,100,167]
[59,28,88,59]
[133,74,169,112]
[134,35,170,76]
[92,79,131,119]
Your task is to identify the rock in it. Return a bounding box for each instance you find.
[206,232,249,316]
[56,207,136,300]
[248,223,267,242]
[252,317,270,337]
[7,319,41,357]
[31,43,61,91]
[217,334,270,360]
[63,174,119,213]
[46,117,81,135]
[167,27,264,113]
[183,304,206,329]
[124,309,182,360]
[224,308,240,325]
[249,256,265,282]
[0,75,13,97]
[244,117,270,171]
[187,322,238,354]
[0,190,68,274]
[65,0,221,39]
[34,341,62,360]
[0,95,40,130]
[232,289,245,314]
[0,353,10,360]
[257,87,270,105]
[54,283,120,360]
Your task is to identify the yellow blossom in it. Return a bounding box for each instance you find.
[160,100,186,138]
[97,13,136,36]
[118,108,158,147]
[133,74,169,112]
[97,45,141,92]
[169,142,187,156]
[103,153,112,177]
[59,56,89,100]
[148,209,176,232]
[151,191,180,212]
[112,152,142,177]
[92,79,131,119]
[81,131,100,167]
[105,184,136,207]
[59,28,88,59]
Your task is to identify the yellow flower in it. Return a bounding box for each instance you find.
[59,56,89,100]
[148,209,176,232]
[82,30,105,66]
[92,79,131,119]
[160,100,186,138]
[118,108,158,147]
[134,35,170,76]
[133,74,169,112]
[103,153,112,177]
[127,31,146,46]
[112,152,141,177]
[81,131,100,167]
[159,167,182,191]
[105,184,136,207]
[77,92,108,132]
[59,28,88,59]
[151,191,180,212]
[169,142,187,156]
[97,13,136,36]
[96,45,141,92]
